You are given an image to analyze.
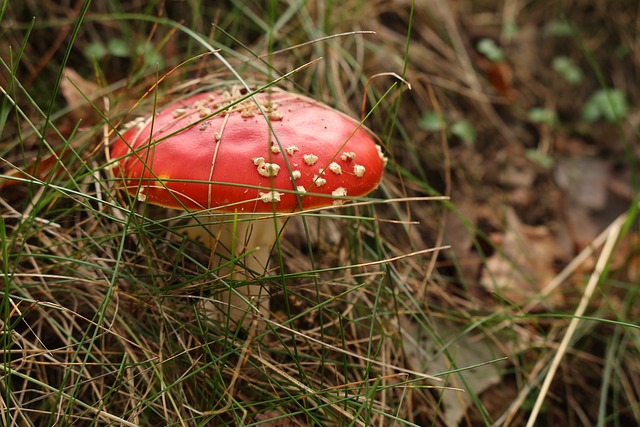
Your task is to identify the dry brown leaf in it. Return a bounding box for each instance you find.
[554,156,610,211]
[445,195,482,281]
[563,203,602,252]
[253,410,299,427]
[402,316,506,427]
[60,67,103,122]
[480,208,565,307]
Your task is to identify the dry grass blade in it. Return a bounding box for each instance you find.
[264,317,443,383]
[525,212,627,427]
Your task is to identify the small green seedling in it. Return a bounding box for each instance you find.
[582,89,628,123]
[419,111,446,131]
[420,112,477,145]
[528,108,557,126]
[552,56,584,85]
[451,120,476,145]
[476,38,504,62]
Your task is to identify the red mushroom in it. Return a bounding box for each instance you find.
[112,87,387,329]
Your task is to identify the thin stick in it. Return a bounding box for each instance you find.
[525,212,626,427]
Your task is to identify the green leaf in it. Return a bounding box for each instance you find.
[552,56,583,85]
[476,38,504,62]
[526,149,554,168]
[84,42,107,60]
[544,20,577,37]
[451,120,476,145]
[135,42,165,69]
[107,38,130,58]
[582,89,628,123]
[420,111,446,131]
[527,108,556,126]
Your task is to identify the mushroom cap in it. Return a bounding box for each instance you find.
[111,88,387,212]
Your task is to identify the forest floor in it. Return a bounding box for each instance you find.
[1,1,638,426]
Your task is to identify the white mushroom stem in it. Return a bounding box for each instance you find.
[197,214,280,330]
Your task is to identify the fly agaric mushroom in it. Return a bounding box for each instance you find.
[112,87,387,329]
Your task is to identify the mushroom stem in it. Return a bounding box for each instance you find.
[204,213,279,330]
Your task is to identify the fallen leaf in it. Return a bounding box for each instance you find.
[254,410,299,426]
[60,67,104,123]
[554,156,609,210]
[445,195,482,282]
[402,316,507,426]
[480,208,565,307]
[485,61,516,101]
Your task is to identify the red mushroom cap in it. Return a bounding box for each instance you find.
[111,88,387,212]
